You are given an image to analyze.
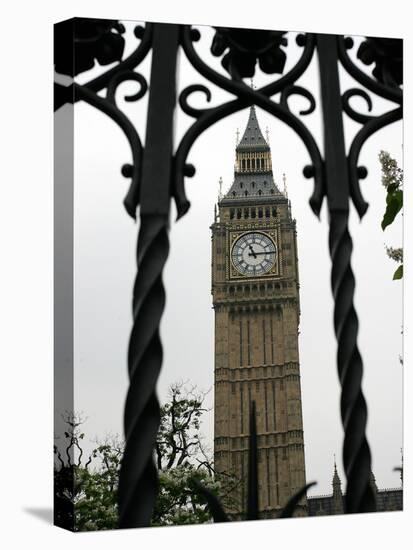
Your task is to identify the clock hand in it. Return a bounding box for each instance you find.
[248,245,257,259]
[248,251,276,256]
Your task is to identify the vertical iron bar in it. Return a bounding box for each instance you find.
[118,23,180,528]
[316,34,376,514]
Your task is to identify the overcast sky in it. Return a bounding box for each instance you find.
[69,22,403,497]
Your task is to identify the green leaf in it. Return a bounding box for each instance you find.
[382,191,403,230]
[393,264,403,280]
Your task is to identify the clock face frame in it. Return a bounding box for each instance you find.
[230,231,278,278]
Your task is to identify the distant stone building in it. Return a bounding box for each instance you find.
[308,462,403,516]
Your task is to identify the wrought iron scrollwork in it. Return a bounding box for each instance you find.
[55,22,153,219]
[176,27,323,219]
[337,36,403,220]
[210,27,288,78]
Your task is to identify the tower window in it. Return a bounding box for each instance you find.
[251,181,255,189]
[270,189,274,194]
[245,191,248,196]
[237,209,242,219]
[240,182,243,189]
[258,190,262,197]
[244,208,249,219]
[251,208,256,218]
[265,208,270,217]
[230,208,235,219]
[272,207,277,217]
[258,207,263,217]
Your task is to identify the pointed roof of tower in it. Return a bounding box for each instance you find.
[332,458,342,488]
[221,106,283,203]
[369,470,378,493]
[236,105,270,152]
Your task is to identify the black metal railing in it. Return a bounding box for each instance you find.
[54,18,402,528]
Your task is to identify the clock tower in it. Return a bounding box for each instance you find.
[211,106,307,518]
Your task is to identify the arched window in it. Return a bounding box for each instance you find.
[251,181,255,189]
[258,190,262,197]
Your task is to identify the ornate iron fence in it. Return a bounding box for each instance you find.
[54,18,402,528]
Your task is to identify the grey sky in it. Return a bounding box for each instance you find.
[71,23,402,496]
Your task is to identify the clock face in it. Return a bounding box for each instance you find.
[231,232,277,276]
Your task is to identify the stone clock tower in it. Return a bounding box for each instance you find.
[211,106,307,519]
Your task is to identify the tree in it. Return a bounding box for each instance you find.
[54,383,239,530]
[379,150,403,280]
[152,381,241,525]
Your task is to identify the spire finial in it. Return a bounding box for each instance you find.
[283,172,288,197]
[334,454,337,472]
[265,126,270,142]
[236,128,240,146]
[218,176,223,200]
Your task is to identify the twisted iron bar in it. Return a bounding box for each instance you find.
[118,214,169,527]
[329,212,376,513]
